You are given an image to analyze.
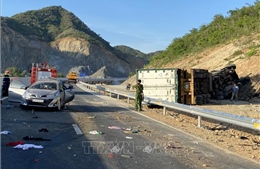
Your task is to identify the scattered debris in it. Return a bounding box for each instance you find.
[131,129,139,133]
[6,141,24,146]
[87,116,96,119]
[144,129,151,133]
[125,136,133,139]
[123,128,132,131]
[121,154,132,158]
[1,131,12,135]
[67,146,72,150]
[202,164,210,167]
[39,128,49,132]
[166,144,182,149]
[124,131,132,134]
[107,154,114,158]
[39,151,42,154]
[88,130,103,135]
[23,136,51,141]
[108,126,121,130]
[13,144,44,150]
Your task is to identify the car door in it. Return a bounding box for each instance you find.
[59,82,65,105]
[8,80,27,102]
[63,84,75,103]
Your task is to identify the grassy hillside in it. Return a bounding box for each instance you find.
[2,6,111,49]
[114,45,163,61]
[149,1,260,68]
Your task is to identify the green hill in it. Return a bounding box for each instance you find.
[149,1,260,68]
[2,6,111,49]
[114,45,163,61]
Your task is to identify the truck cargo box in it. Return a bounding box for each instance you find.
[137,68,181,103]
[137,68,211,105]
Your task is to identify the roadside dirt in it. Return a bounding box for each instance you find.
[98,86,260,163]
[122,98,260,163]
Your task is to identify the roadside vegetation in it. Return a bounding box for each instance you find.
[2,6,111,49]
[149,1,260,67]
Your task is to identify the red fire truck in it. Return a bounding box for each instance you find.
[30,62,57,85]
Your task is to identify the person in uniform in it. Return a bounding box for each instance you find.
[132,79,144,111]
[2,70,10,97]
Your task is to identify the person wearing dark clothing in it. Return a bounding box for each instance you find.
[132,79,143,111]
[2,70,10,97]
[230,83,239,101]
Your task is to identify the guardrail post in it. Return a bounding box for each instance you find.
[109,92,112,97]
[163,106,166,115]
[117,94,119,99]
[127,97,130,104]
[198,116,201,128]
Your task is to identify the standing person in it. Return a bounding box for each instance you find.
[230,82,239,102]
[2,70,10,97]
[132,79,143,111]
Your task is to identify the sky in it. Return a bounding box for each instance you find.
[0,0,257,53]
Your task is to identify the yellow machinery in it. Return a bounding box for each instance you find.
[67,72,78,83]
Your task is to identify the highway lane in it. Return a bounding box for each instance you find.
[1,83,259,169]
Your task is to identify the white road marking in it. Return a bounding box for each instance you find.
[72,124,83,135]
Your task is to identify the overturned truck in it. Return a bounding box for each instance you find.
[210,64,239,100]
[137,64,242,105]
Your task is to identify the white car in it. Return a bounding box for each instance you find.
[20,79,74,110]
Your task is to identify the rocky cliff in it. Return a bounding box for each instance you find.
[1,6,148,77]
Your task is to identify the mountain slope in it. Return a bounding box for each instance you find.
[1,6,148,77]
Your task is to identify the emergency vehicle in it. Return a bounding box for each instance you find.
[30,62,57,85]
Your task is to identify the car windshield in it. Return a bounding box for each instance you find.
[30,82,57,90]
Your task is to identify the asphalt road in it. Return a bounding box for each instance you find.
[1,83,259,169]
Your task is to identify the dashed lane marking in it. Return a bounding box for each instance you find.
[72,124,83,135]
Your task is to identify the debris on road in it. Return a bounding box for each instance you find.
[6,141,24,146]
[123,128,132,131]
[107,154,114,158]
[108,126,121,130]
[13,144,44,150]
[1,131,12,135]
[121,154,132,158]
[39,128,49,132]
[88,130,103,135]
[131,129,139,133]
[87,116,96,119]
[23,136,51,141]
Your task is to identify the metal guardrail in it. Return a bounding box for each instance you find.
[79,81,260,132]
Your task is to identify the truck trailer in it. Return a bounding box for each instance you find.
[136,68,211,105]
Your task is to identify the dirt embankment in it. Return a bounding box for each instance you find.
[118,36,260,162]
